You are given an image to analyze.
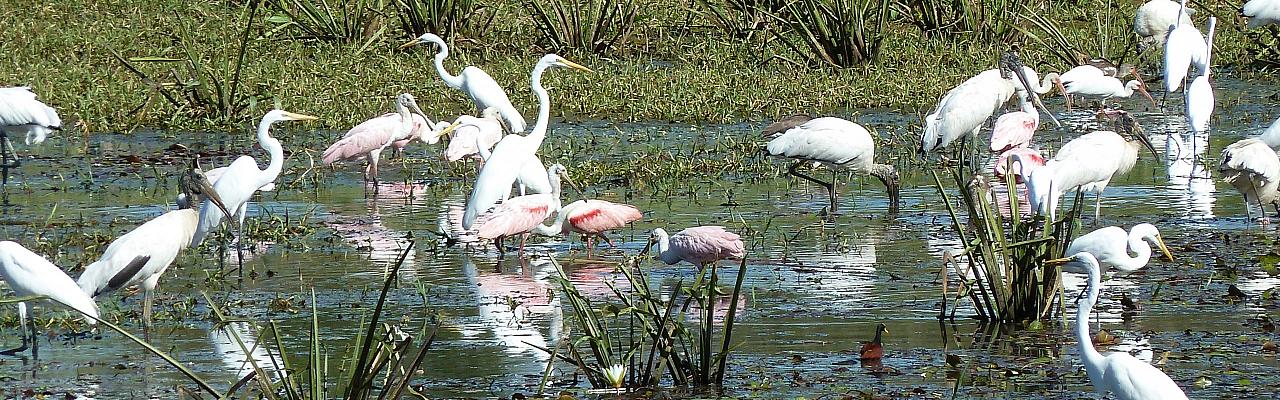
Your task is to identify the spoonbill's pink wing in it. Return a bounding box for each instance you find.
[475,194,557,239]
[670,226,745,265]
[567,200,643,234]
[322,114,399,164]
[990,111,1037,153]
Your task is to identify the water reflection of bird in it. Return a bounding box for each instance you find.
[193,110,317,267]
[400,33,527,133]
[1065,224,1174,274]
[1049,252,1189,400]
[79,162,233,326]
[859,323,888,360]
[459,255,561,360]
[649,226,744,268]
[1164,128,1214,219]
[1219,138,1280,222]
[322,93,442,191]
[208,321,286,381]
[534,199,642,256]
[0,86,60,186]
[326,206,417,279]
[0,240,99,356]
[1133,0,1193,52]
[766,117,900,214]
[462,55,592,230]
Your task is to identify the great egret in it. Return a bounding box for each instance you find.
[1065,224,1174,273]
[1163,0,1207,92]
[1219,138,1280,221]
[1244,0,1280,28]
[766,117,900,214]
[920,66,1058,154]
[322,93,441,190]
[1133,0,1193,51]
[0,87,60,186]
[0,240,98,356]
[462,54,592,230]
[1026,110,1158,220]
[1185,17,1216,136]
[1057,65,1156,110]
[474,164,570,254]
[990,92,1038,153]
[534,199,643,255]
[1048,252,1189,400]
[400,33,527,133]
[859,323,888,360]
[78,162,233,326]
[192,110,317,268]
[648,226,745,268]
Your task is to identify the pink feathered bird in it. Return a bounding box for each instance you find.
[535,199,643,256]
[649,226,745,268]
[474,164,570,255]
[322,94,444,192]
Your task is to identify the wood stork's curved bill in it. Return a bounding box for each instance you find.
[1010,64,1062,129]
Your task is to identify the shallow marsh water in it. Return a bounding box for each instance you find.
[0,78,1279,398]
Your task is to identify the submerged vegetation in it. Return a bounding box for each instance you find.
[0,0,1275,132]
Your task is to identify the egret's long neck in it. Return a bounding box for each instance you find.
[256,119,285,186]
[1076,262,1106,387]
[433,44,463,89]
[1123,229,1153,271]
[393,103,412,146]
[534,210,566,236]
[528,64,552,150]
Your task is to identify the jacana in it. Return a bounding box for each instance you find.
[859,323,888,360]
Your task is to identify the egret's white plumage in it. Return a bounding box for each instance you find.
[1065,224,1173,273]
[767,117,899,213]
[193,110,317,248]
[1185,18,1216,136]
[462,55,591,230]
[1051,252,1189,400]
[0,86,60,145]
[1219,138,1280,219]
[1244,0,1280,28]
[0,240,98,355]
[1163,0,1207,92]
[1133,0,1193,50]
[401,33,527,133]
[1259,116,1280,149]
[474,164,567,253]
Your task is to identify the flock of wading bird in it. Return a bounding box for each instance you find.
[0,0,1279,397]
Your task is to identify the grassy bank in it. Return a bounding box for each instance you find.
[0,0,1273,133]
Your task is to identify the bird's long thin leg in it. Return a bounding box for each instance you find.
[495,236,506,254]
[2,303,30,356]
[787,162,836,213]
[27,311,37,359]
[518,234,527,257]
[585,235,594,258]
[236,219,246,276]
[143,289,153,329]
[1094,191,1102,222]
[0,132,11,188]
[603,234,618,248]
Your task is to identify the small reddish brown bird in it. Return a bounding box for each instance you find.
[859,323,889,360]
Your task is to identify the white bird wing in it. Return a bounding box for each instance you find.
[463,135,527,229]
[193,156,267,245]
[1244,0,1280,28]
[0,241,98,323]
[518,154,552,194]
[1062,75,1122,97]
[1054,131,1129,178]
[0,86,61,145]
[78,209,196,297]
[1163,25,1206,91]
[460,66,526,133]
[445,116,503,161]
[1259,116,1280,149]
[1101,352,1189,400]
[928,72,1012,151]
[1219,138,1280,194]
[767,117,873,167]
[1185,76,1214,134]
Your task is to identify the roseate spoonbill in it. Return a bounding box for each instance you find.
[990,92,1038,153]
[0,241,98,356]
[400,33,527,133]
[859,323,888,360]
[475,164,572,255]
[1244,0,1280,28]
[322,93,439,191]
[79,163,233,326]
[443,107,504,163]
[992,147,1045,183]
[766,117,900,214]
[1065,224,1174,273]
[649,226,745,268]
[1219,138,1280,222]
[462,55,591,229]
[1133,0,1193,51]
[0,86,60,186]
[534,199,643,255]
[1026,110,1158,220]
[1048,253,1189,400]
[192,110,317,269]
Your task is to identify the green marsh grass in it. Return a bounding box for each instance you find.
[772,0,891,68]
[265,0,387,49]
[524,0,639,57]
[393,0,492,40]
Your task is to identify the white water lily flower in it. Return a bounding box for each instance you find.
[603,363,626,389]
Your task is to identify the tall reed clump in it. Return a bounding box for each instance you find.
[932,165,1082,322]
[264,0,387,49]
[83,243,439,399]
[893,0,1020,42]
[524,0,638,56]
[1014,0,1135,68]
[543,253,747,390]
[110,1,270,124]
[695,0,787,41]
[772,0,891,68]
[393,0,492,40]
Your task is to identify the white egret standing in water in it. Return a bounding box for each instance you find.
[400,33,527,133]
